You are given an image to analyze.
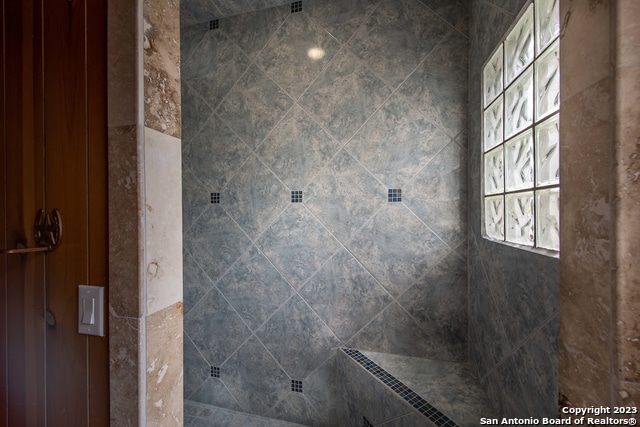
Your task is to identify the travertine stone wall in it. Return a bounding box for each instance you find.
[558,0,614,408]
[614,0,639,409]
[107,0,183,424]
[559,0,640,412]
[143,0,183,424]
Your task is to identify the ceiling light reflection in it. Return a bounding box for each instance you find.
[307,47,326,60]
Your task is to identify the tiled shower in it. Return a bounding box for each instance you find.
[180,0,559,425]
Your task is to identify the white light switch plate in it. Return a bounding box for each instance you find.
[78,285,104,337]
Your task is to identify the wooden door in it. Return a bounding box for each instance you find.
[0,0,109,425]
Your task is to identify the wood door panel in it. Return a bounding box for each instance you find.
[1,0,109,425]
[43,0,89,422]
[86,0,110,423]
[3,1,47,425]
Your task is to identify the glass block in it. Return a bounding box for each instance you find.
[483,46,503,108]
[485,196,504,241]
[504,4,534,86]
[535,39,559,120]
[536,0,560,54]
[505,130,533,191]
[506,191,534,246]
[536,188,560,251]
[483,96,503,151]
[535,114,559,186]
[504,66,533,139]
[484,146,503,195]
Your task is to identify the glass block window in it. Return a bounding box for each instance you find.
[482,0,560,252]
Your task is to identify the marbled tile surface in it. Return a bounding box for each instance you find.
[145,127,183,315]
[182,31,252,110]
[397,251,468,362]
[182,250,215,314]
[304,149,386,242]
[257,106,340,190]
[143,0,181,138]
[181,0,470,423]
[181,168,209,233]
[347,96,450,188]
[348,302,455,360]
[335,350,416,426]
[185,400,310,427]
[216,245,294,330]
[108,0,138,127]
[301,248,393,342]
[180,81,213,144]
[398,29,468,140]
[347,0,449,88]
[224,155,290,239]
[420,0,469,34]
[183,114,253,191]
[109,315,141,426]
[360,350,497,427]
[346,205,450,297]
[146,302,184,426]
[614,0,640,405]
[222,6,290,60]
[222,336,292,415]
[305,0,381,44]
[108,125,142,318]
[255,11,341,100]
[184,205,252,283]
[300,49,392,143]
[403,141,467,248]
[183,334,211,399]
[256,295,340,379]
[184,286,252,365]
[217,64,294,149]
[256,206,341,290]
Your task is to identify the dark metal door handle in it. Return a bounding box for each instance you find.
[1,209,63,254]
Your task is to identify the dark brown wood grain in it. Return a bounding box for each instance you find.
[1,0,109,425]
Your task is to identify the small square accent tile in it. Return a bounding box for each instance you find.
[291,190,303,203]
[341,348,460,427]
[209,19,219,30]
[388,189,402,202]
[211,192,221,204]
[210,366,220,378]
[291,379,303,393]
[363,416,373,427]
[291,1,302,13]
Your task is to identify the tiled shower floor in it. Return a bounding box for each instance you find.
[184,400,311,427]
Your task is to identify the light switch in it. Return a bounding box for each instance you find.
[78,285,104,336]
[82,297,95,324]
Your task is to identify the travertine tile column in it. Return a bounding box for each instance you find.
[108,0,183,424]
[614,0,640,408]
[559,0,613,408]
[560,0,640,411]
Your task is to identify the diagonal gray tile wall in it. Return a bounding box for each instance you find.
[181,0,468,424]
[468,0,559,419]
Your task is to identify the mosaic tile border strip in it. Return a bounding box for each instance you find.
[341,348,460,427]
